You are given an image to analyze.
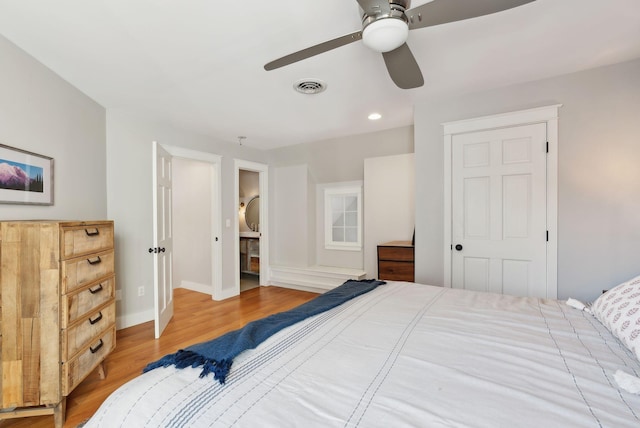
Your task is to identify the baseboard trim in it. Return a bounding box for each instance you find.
[269,265,367,293]
[178,280,214,295]
[116,308,153,330]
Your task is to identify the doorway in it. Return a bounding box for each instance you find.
[442,105,560,299]
[234,160,269,293]
[239,169,260,292]
[152,142,222,338]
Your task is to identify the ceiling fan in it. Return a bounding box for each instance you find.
[264,0,535,89]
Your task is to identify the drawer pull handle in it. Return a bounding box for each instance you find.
[89,312,103,325]
[87,256,102,265]
[90,339,104,354]
[89,283,104,294]
[85,228,100,237]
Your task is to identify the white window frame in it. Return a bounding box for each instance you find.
[324,185,362,251]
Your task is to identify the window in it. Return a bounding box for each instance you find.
[324,185,362,251]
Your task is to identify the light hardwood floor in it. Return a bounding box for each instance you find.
[1,286,318,428]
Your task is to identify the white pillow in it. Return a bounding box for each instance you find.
[592,274,640,361]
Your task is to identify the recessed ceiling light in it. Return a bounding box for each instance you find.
[368,112,382,121]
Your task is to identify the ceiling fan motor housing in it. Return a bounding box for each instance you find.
[361,1,410,53]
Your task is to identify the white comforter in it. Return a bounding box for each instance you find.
[86,282,640,427]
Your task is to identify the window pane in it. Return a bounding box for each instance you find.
[332,212,344,227]
[345,196,357,212]
[332,227,344,242]
[331,196,343,212]
[324,186,361,250]
[345,227,358,242]
[345,212,357,227]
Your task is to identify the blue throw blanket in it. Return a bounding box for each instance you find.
[144,279,385,384]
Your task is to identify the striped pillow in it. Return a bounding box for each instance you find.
[592,275,640,361]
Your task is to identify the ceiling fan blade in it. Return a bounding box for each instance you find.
[356,0,391,16]
[264,31,363,71]
[406,0,536,30]
[382,43,424,89]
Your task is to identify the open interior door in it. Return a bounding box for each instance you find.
[152,141,174,338]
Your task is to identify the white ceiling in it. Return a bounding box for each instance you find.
[1,0,639,150]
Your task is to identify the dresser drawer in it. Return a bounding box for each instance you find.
[62,302,115,361]
[378,246,414,261]
[61,250,115,293]
[61,277,115,327]
[61,223,114,260]
[62,325,116,395]
[378,260,415,282]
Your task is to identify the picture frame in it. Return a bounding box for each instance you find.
[0,143,54,205]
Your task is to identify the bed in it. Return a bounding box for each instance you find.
[85,279,640,427]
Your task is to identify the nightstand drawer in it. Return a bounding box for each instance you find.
[378,246,414,261]
[378,261,415,282]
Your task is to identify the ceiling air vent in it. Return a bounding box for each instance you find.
[293,79,327,95]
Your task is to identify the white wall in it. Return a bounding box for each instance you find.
[364,153,415,279]
[0,35,106,221]
[172,158,212,292]
[414,58,640,302]
[268,126,414,271]
[106,109,267,328]
[271,164,314,267]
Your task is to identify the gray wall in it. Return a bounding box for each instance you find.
[173,158,213,291]
[268,126,414,182]
[414,58,640,302]
[0,35,106,220]
[271,165,314,267]
[106,109,267,327]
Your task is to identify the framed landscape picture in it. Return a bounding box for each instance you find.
[0,143,53,205]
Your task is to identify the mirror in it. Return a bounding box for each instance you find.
[245,196,260,231]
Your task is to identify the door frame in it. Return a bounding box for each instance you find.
[153,143,223,337]
[234,159,269,291]
[442,104,561,298]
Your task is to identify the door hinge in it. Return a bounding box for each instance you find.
[546,141,549,153]
[546,230,549,241]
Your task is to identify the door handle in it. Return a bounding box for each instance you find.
[455,244,463,251]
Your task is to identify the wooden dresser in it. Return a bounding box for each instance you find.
[377,240,415,282]
[0,220,116,427]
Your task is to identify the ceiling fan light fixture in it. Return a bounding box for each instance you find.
[362,18,409,53]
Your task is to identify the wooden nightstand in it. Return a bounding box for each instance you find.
[377,241,415,282]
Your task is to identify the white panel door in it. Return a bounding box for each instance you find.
[152,142,174,338]
[451,123,547,297]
